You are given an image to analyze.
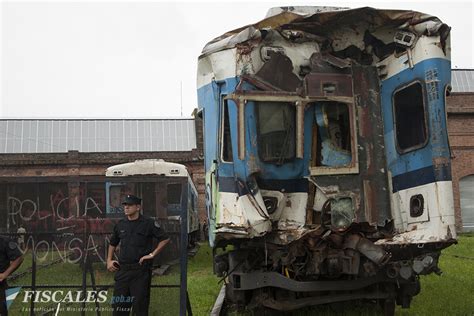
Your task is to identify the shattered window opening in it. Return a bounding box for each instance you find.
[221,100,233,162]
[313,102,352,167]
[256,101,296,164]
[393,82,427,153]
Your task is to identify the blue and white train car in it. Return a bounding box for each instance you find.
[197,6,456,313]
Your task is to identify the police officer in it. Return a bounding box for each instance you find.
[0,236,24,315]
[107,194,170,316]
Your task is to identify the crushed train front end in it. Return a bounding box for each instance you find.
[197,6,456,312]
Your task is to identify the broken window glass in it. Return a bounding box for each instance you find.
[393,82,427,152]
[313,102,352,167]
[222,100,233,162]
[256,101,296,164]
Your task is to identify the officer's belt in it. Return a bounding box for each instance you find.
[119,262,144,271]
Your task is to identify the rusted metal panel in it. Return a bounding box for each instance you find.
[363,180,377,225]
[296,101,304,158]
[254,52,302,92]
[311,65,390,228]
[353,65,391,226]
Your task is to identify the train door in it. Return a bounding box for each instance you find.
[380,60,453,235]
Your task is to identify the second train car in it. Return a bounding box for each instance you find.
[105,159,200,245]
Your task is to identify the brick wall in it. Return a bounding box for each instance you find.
[447,93,474,230]
[0,150,207,225]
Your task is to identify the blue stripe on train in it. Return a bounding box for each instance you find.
[391,163,451,193]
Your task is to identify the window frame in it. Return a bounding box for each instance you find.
[219,97,234,163]
[166,183,182,205]
[443,84,453,158]
[392,80,429,154]
[255,100,297,164]
[224,94,358,174]
[309,101,359,175]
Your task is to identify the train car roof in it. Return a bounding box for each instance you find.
[200,6,448,57]
[106,159,189,177]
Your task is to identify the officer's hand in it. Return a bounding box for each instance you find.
[139,254,154,265]
[0,273,6,282]
[107,260,119,272]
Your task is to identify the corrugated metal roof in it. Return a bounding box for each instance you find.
[452,69,474,93]
[0,119,196,154]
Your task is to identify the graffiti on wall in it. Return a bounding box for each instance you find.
[6,183,107,231]
[8,195,103,223]
[3,182,179,264]
[3,183,114,263]
[17,234,112,264]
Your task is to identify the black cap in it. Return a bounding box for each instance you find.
[122,195,142,205]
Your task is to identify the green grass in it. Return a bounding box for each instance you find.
[9,253,182,315]
[7,237,474,315]
[187,244,221,315]
[397,235,474,315]
[187,236,474,316]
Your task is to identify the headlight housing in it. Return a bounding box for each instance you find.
[330,197,354,231]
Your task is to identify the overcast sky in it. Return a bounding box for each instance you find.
[1,0,472,119]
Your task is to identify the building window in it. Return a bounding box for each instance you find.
[393,82,427,152]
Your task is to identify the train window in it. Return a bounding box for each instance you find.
[221,100,233,162]
[107,183,135,214]
[256,101,296,164]
[313,102,352,167]
[167,183,182,204]
[393,82,427,152]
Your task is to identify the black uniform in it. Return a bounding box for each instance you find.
[0,237,22,316]
[109,215,169,316]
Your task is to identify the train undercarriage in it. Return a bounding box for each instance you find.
[215,228,455,314]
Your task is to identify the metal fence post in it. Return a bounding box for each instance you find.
[81,231,87,316]
[180,188,189,316]
[30,234,36,316]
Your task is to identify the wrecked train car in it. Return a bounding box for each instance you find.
[196,6,456,313]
